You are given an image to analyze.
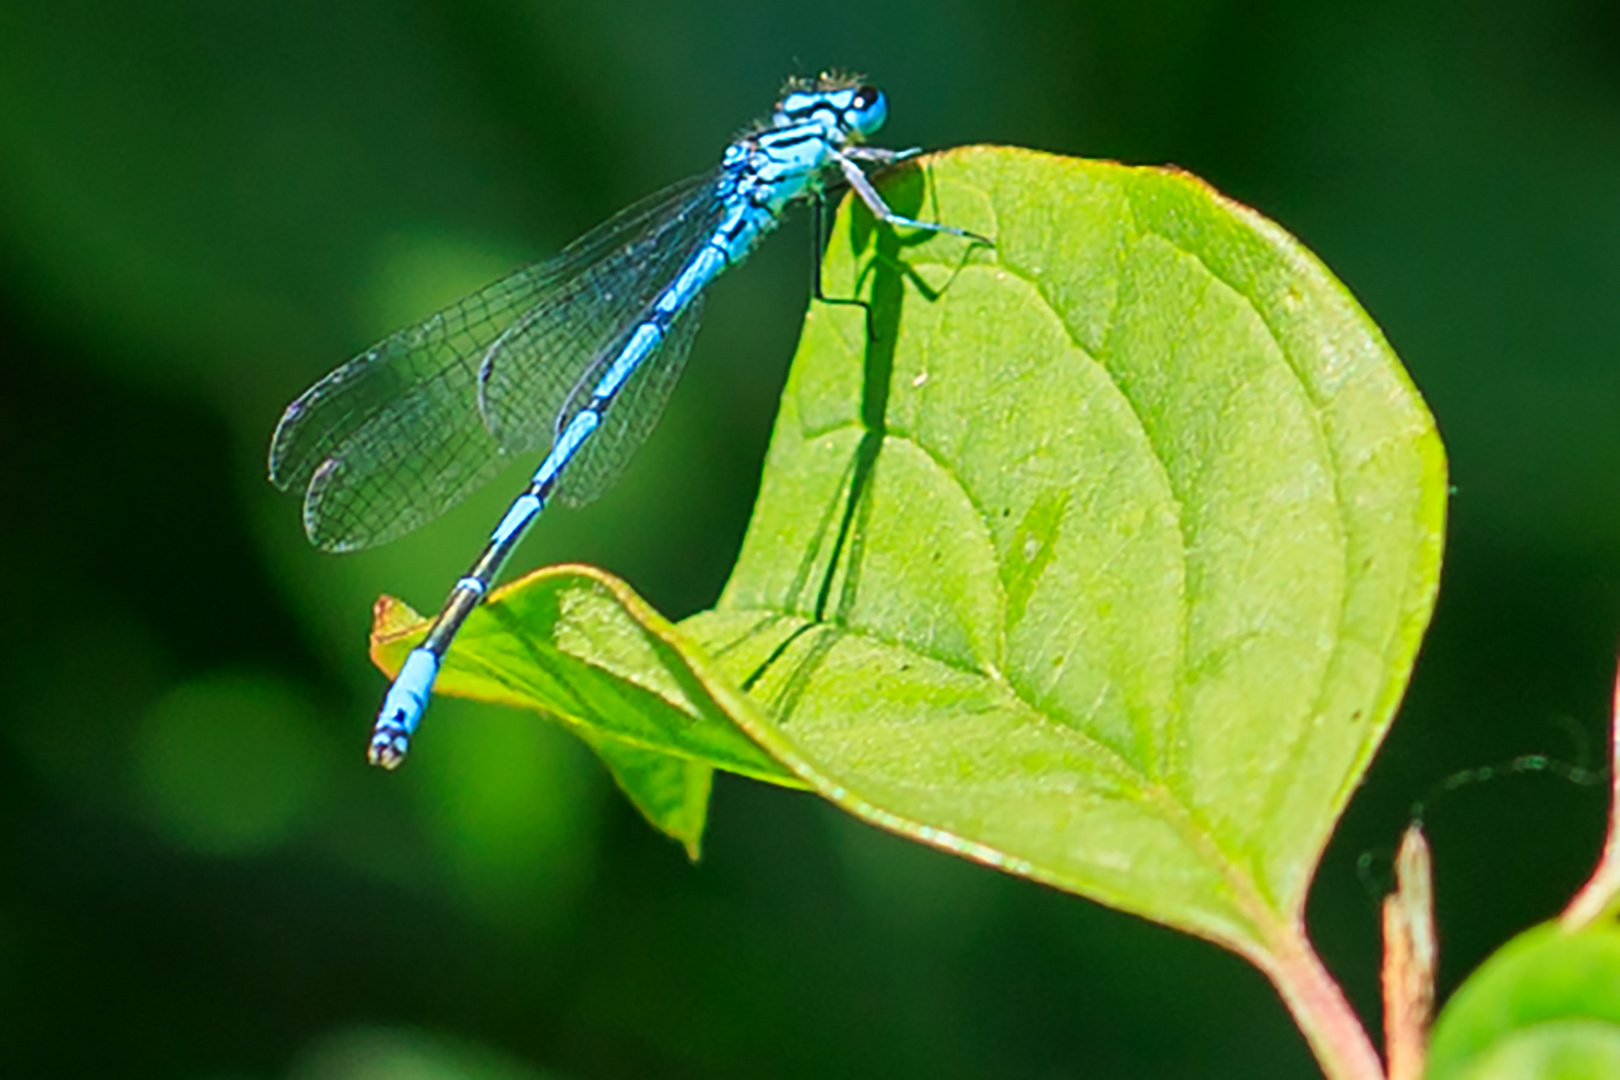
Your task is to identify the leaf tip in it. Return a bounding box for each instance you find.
[369,595,426,676]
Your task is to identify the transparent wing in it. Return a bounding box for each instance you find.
[268,172,722,552]
[553,294,705,507]
[476,179,729,455]
[270,271,530,552]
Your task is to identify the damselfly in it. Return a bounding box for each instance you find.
[269,74,982,768]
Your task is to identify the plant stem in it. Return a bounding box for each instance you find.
[1253,921,1386,1080]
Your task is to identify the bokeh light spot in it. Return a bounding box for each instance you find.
[289,1025,550,1080]
[132,671,332,855]
[412,700,601,931]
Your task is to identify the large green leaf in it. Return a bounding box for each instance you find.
[375,146,1445,955]
[686,146,1444,951]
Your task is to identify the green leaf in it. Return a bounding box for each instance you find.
[686,146,1445,951]
[375,147,1445,953]
[371,567,803,853]
[580,737,713,860]
[1428,923,1620,1080]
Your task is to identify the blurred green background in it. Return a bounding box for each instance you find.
[1,0,1617,1076]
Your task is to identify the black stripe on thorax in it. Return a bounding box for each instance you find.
[759,126,831,152]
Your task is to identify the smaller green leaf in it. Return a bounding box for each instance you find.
[579,736,713,859]
[1428,922,1620,1080]
[370,565,803,851]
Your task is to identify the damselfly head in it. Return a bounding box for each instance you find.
[772,80,887,141]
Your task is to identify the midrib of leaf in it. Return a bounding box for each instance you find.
[1120,210,1365,867]
[970,241,1336,904]
[1137,188,1442,910]
[1108,186,1381,907]
[1095,214,1350,909]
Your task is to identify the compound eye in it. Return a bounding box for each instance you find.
[844,85,887,136]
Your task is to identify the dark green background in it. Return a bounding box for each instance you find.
[2,1,1617,1076]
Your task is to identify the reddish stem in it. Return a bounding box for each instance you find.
[1252,920,1386,1080]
